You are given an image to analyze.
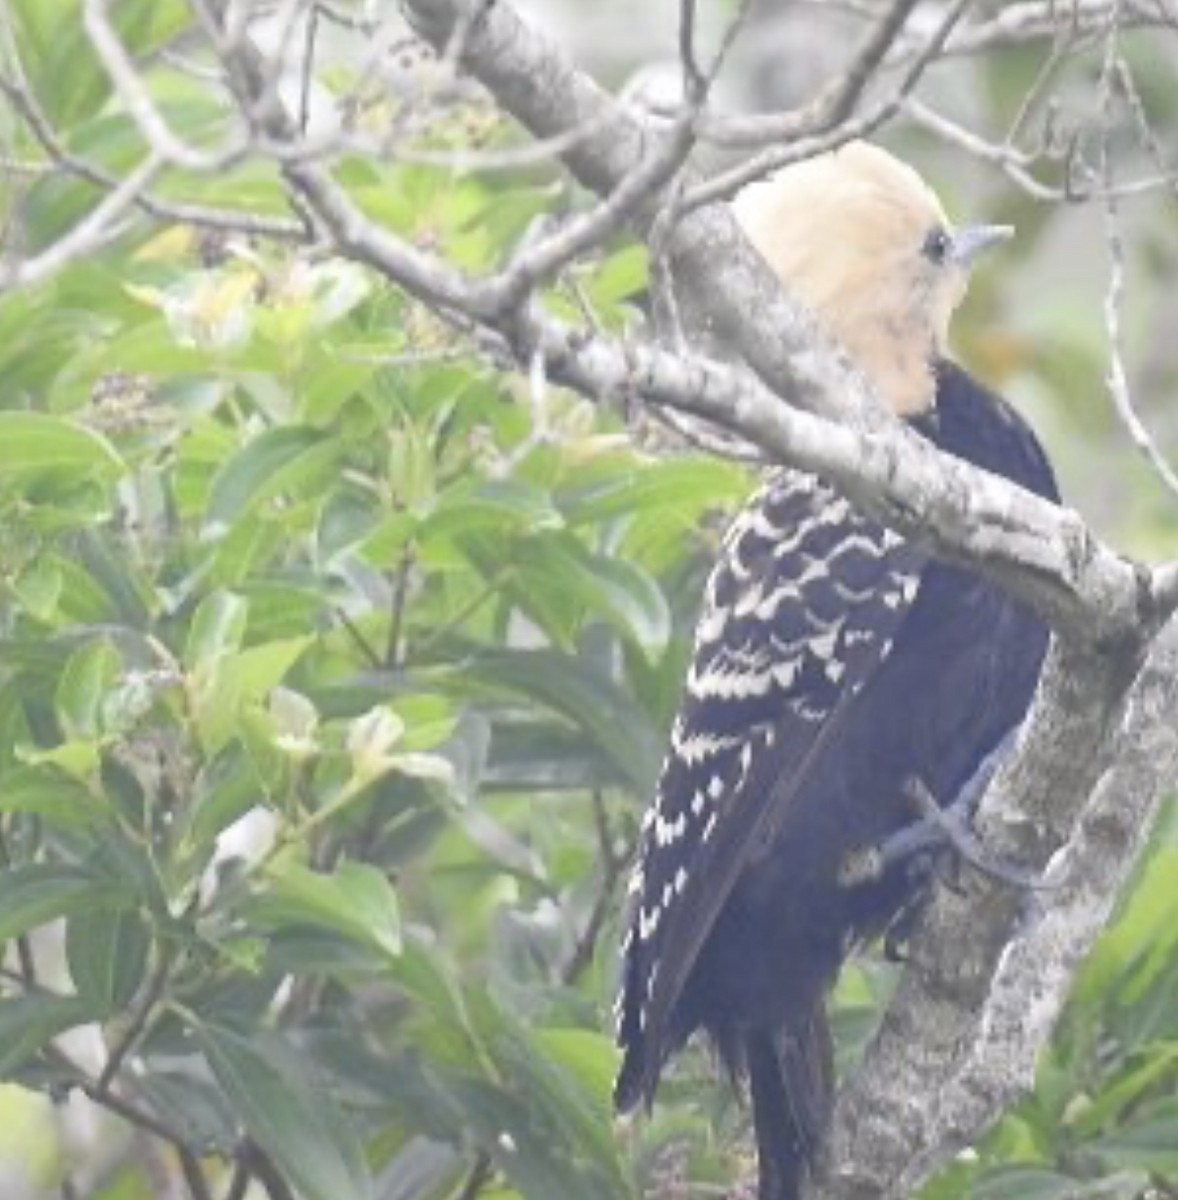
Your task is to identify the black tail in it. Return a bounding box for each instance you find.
[745,1007,833,1200]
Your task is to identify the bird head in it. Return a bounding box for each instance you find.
[732,141,1011,416]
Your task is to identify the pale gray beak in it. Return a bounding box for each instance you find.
[948,224,1014,265]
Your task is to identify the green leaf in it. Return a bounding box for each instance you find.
[11,0,189,129]
[137,1069,239,1155]
[575,551,670,656]
[506,536,670,655]
[175,748,263,861]
[1069,1044,1178,1138]
[266,931,390,978]
[185,590,250,671]
[470,1002,626,1198]
[206,426,341,531]
[73,529,155,628]
[0,766,110,828]
[387,940,483,1067]
[0,689,33,773]
[557,457,747,525]
[221,637,313,700]
[1090,1109,1178,1174]
[66,907,151,1015]
[47,553,114,623]
[252,860,402,959]
[0,994,94,1076]
[586,245,648,307]
[193,635,312,754]
[534,1028,619,1119]
[11,557,62,621]
[17,739,99,780]
[55,637,121,740]
[0,863,133,946]
[0,412,123,479]
[484,720,617,791]
[421,478,564,541]
[376,1137,462,1200]
[970,1166,1107,1200]
[196,1024,373,1200]
[450,650,662,795]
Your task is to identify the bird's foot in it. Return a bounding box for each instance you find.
[836,730,1017,890]
[899,778,1046,893]
[841,727,1053,958]
[889,727,1049,888]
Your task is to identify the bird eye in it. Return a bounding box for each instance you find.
[922,228,951,264]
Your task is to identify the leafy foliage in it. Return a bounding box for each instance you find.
[0,9,750,1193]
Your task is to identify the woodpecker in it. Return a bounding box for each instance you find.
[614,143,1060,1200]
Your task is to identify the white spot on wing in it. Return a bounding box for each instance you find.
[808,627,839,661]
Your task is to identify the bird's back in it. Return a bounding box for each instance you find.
[615,360,1058,1197]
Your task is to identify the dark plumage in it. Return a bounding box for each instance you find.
[613,144,1060,1200]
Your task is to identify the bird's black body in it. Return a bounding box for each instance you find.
[615,360,1059,1200]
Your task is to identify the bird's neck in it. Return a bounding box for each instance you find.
[837,316,938,417]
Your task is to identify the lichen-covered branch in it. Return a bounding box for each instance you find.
[826,617,1178,1198]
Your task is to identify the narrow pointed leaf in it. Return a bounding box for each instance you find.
[66,908,151,1015]
[0,994,95,1076]
[197,1024,372,1200]
[0,413,123,478]
[0,864,133,946]
[251,861,402,959]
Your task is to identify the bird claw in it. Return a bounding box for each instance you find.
[899,775,1049,893]
[857,726,1053,910]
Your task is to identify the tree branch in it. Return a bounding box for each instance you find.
[0,76,306,241]
[0,153,163,291]
[349,0,1162,650]
[825,616,1178,1198]
[694,0,924,146]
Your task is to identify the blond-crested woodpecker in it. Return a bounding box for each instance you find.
[614,143,1059,1200]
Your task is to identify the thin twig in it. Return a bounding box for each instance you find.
[176,1147,215,1200]
[904,99,1061,201]
[904,98,1178,204]
[683,0,976,210]
[335,606,384,669]
[944,0,1178,56]
[0,827,37,984]
[83,0,246,172]
[1113,56,1178,190]
[298,2,317,136]
[314,0,378,31]
[95,940,173,1094]
[647,0,755,321]
[45,1050,192,1155]
[0,153,162,291]
[677,0,707,99]
[488,109,700,312]
[697,0,924,147]
[453,1151,494,1200]
[222,1157,252,1200]
[240,1139,297,1200]
[384,544,416,670]
[1095,9,1178,499]
[412,568,514,659]
[560,789,630,986]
